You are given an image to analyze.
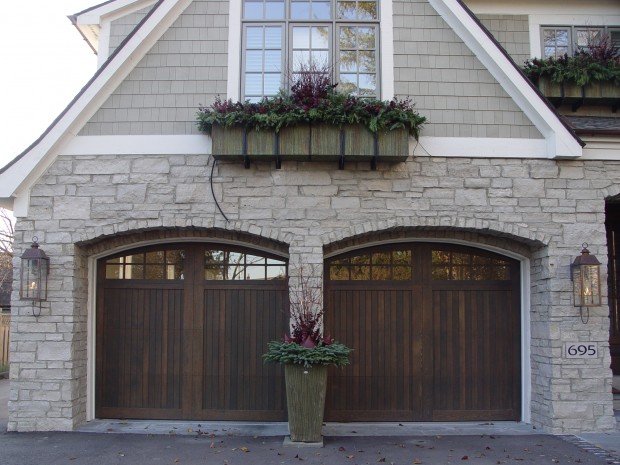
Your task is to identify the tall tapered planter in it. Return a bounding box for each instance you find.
[285,364,328,443]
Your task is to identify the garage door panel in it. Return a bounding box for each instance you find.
[201,287,287,419]
[325,288,421,420]
[97,287,184,417]
[97,244,288,421]
[431,288,520,419]
[325,243,521,422]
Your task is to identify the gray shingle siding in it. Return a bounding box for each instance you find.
[393,1,541,139]
[477,14,530,66]
[109,6,155,55]
[80,0,228,136]
[81,0,540,139]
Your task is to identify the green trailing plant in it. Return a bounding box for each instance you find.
[263,264,352,369]
[522,33,620,86]
[197,68,425,138]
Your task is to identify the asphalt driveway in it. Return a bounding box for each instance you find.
[0,429,619,465]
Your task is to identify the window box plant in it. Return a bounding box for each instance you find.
[197,70,425,168]
[263,265,352,443]
[522,34,619,109]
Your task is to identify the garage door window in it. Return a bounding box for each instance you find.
[205,249,287,280]
[105,249,184,280]
[431,250,511,281]
[328,249,412,280]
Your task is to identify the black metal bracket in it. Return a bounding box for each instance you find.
[274,133,281,169]
[338,128,345,170]
[371,134,379,171]
[242,128,250,169]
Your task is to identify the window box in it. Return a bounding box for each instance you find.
[211,125,277,162]
[537,76,620,110]
[211,124,410,167]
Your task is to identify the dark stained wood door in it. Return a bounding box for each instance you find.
[605,201,620,375]
[96,244,288,420]
[324,243,521,422]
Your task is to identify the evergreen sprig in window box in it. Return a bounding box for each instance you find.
[522,34,620,111]
[198,72,425,169]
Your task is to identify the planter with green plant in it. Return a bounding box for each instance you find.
[263,265,352,443]
[521,34,620,107]
[197,69,425,168]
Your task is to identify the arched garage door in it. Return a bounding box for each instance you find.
[96,243,288,421]
[324,243,521,422]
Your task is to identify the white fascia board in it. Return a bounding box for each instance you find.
[0,0,193,201]
[428,0,582,159]
[415,136,548,158]
[75,0,157,24]
[464,0,620,16]
[581,138,620,160]
[63,134,547,159]
[74,0,158,63]
[60,135,211,155]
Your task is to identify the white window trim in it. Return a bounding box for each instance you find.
[226,0,395,100]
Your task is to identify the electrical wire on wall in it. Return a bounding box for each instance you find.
[209,157,229,222]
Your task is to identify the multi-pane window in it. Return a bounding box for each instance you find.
[328,249,412,281]
[105,249,185,280]
[431,250,511,281]
[541,25,620,58]
[204,249,287,281]
[242,0,379,101]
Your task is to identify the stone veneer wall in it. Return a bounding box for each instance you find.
[8,153,617,433]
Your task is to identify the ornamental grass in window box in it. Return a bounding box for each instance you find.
[197,70,425,166]
[263,265,352,443]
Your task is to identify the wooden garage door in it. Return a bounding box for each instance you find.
[96,243,288,420]
[324,243,521,422]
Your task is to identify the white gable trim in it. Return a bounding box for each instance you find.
[72,0,158,63]
[60,135,211,155]
[61,134,549,159]
[1,0,193,215]
[428,0,583,159]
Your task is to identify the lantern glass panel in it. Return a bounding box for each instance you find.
[573,263,601,307]
[581,264,600,306]
[21,257,48,301]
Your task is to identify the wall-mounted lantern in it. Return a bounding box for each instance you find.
[571,243,601,323]
[20,237,49,316]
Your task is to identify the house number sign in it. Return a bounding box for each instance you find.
[564,342,598,359]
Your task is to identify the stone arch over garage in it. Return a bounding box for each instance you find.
[77,225,290,257]
[320,216,549,253]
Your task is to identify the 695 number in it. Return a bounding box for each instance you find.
[564,343,597,358]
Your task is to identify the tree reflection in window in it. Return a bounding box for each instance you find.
[431,250,510,281]
[204,249,287,280]
[328,249,412,280]
[105,250,185,280]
